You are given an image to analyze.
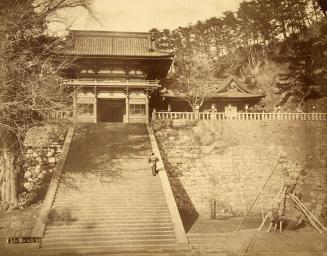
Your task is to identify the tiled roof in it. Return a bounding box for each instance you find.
[161,77,265,99]
[60,30,173,58]
[208,91,264,98]
[161,90,263,99]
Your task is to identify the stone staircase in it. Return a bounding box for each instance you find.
[31,123,191,255]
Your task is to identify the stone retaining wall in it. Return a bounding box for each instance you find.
[152,120,327,223]
[19,124,68,206]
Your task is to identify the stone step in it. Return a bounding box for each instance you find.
[41,239,177,248]
[59,177,161,181]
[53,200,167,206]
[58,179,161,183]
[44,228,175,234]
[59,176,160,182]
[67,155,151,159]
[49,208,169,213]
[61,168,153,175]
[56,189,163,194]
[57,182,163,187]
[60,171,158,177]
[46,216,172,225]
[65,153,151,158]
[44,230,175,238]
[25,244,183,255]
[48,211,170,217]
[60,172,158,177]
[62,168,153,172]
[56,189,164,193]
[46,219,173,227]
[45,226,174,234]
[51,206,169,211]
[48,217,172,223]
[55,194,164,202]
[62,164,153,170]
[59,174,159,181]
[62,167,153,172]
[69,150,152,154]
[56,184,163,190]
[57,188,163,192]
[54,195,166,201]
[51,208,169,214]
[24,251,192,256]
[48,214,171,221]
[54,193,165,198]
[45,222,174,230]
[58,179,160,184]
[43,234,176,243]
[53,198,167,203]
[48,209,170,216]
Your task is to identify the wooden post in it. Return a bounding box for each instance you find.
[125,96,129,123]
[145,95,149,124]
[73,86,77,122]
[124,87,129,124]
[94,87,97,123]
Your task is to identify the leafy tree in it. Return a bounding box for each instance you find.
[0,0,93,210]
[279,23,327,110]
[152,0,326,112]
[171,51,219,111]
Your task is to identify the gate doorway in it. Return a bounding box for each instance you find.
[97,99,125,122]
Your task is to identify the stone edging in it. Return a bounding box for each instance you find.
[146,124,188,245]
[31,126,75,241]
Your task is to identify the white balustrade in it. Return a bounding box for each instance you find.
[154,112,327,121]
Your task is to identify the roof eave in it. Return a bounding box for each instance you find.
[61,53,174,59]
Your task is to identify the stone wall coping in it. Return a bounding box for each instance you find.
[31,126,75,242]
[146,124,188,245]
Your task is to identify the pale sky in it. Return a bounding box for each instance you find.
[50,0,243,33]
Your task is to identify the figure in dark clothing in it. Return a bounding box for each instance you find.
[148,152,159,176]
[267,199,283,232]
[281,209,304,230]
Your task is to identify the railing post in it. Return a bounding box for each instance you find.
[154,111,327,122]
[152,109,157,121]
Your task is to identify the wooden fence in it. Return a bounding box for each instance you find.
[154,111,327,121]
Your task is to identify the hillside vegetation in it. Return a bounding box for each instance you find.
[151,0,327,112]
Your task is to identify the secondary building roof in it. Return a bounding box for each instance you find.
[161,77,265,100]
[60,30,173,58]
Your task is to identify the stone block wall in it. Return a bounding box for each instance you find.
[19,124,68,206]
[152,120,327,222]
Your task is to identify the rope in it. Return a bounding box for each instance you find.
[243,185,285,255]
[258,185,284,231]
[236,158,281,231]
[289,193,327,235]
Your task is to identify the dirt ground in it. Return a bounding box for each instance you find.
[185,215,327,255]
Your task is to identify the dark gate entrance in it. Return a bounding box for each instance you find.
[97,99,125,122]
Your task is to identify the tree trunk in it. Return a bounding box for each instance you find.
[281,20,287,39]
[0,143,18,209]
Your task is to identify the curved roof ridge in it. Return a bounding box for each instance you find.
[70,30,152,38]
[61,29,173,58]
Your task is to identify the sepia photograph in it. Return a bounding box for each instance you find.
[0,0,327,255]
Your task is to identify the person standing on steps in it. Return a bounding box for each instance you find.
[148,152,159,176]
